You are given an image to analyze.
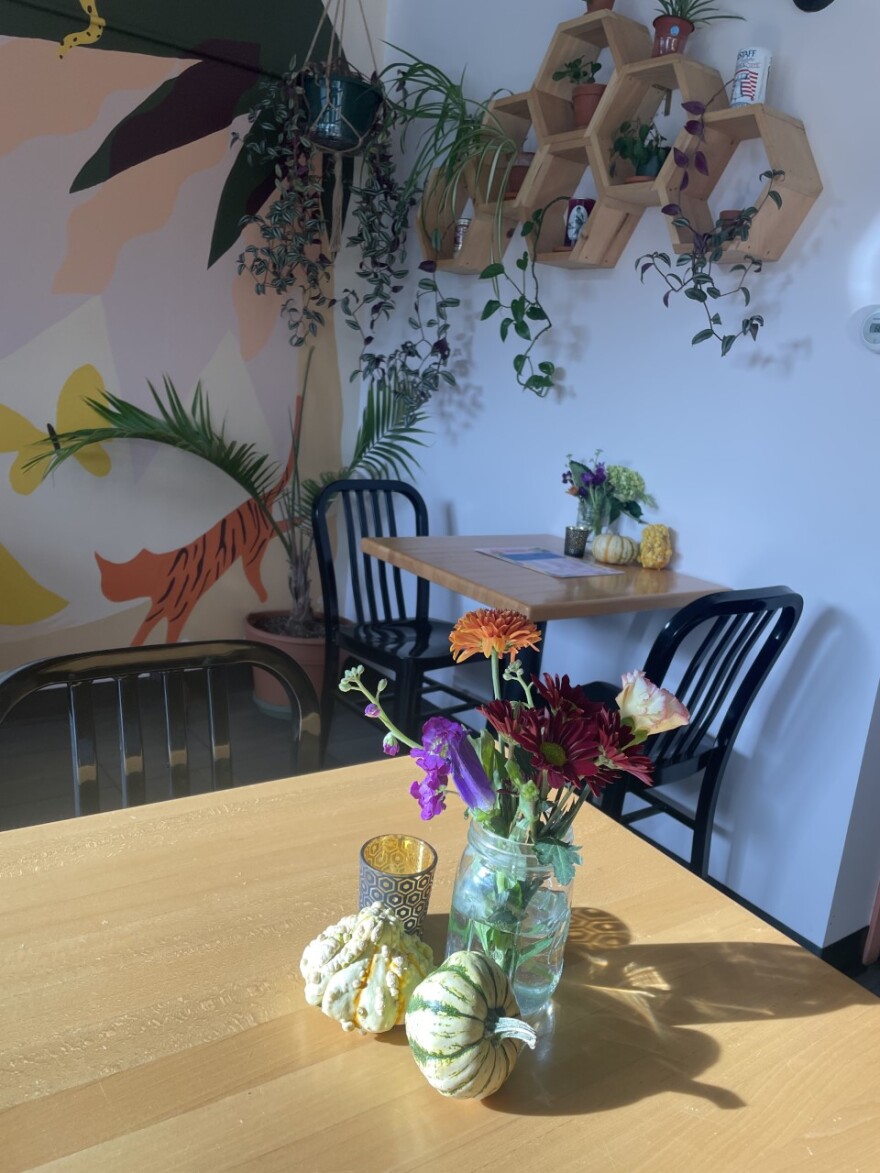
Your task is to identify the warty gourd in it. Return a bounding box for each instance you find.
[405,951,536,1099]
[299,901,434,1033]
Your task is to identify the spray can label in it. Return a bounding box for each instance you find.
[730,47,772,107]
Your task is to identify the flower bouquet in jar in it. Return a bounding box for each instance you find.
[563,450,656,536]
[340,607,688,1014]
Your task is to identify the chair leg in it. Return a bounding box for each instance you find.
[598,779,627,821]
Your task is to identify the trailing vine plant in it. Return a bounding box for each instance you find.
[479,205,555,396]
[635,86,785,354]
[636,169,784,355]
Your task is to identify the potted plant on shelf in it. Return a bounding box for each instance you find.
[636,169,784,355]
[609,119,669,182]
[652,1,745,56]
[551,57,606,129]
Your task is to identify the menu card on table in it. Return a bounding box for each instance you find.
[476,547,624,579]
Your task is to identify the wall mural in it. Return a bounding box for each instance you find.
[0,0,344,663]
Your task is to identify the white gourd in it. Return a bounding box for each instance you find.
[299,901,434,1034]
[592,533,639,565]
[406,951,537,1099]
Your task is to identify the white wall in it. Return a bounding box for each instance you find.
[379,0,880,949]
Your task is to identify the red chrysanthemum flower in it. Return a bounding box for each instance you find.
[480,698,522,739]
[534,673,603,717]
[510,707,601,792]
[450,608,542,663]
[596,710,655,790]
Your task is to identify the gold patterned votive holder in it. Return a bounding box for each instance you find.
[564,525,590,558]
[359,834,437,937]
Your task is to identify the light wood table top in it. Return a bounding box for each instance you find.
[360,533,727,621]
[2,757,878,1172]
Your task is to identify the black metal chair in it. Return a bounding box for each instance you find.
[0,640,321,817]
[311,478,487,757]
[587,586,803,878]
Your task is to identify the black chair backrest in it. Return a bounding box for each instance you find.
[641,586,803,773]
[312,478,431,639]
[0,640,321,817]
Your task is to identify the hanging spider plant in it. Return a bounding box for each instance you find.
[382,50,557,396]
[27,351,428,638]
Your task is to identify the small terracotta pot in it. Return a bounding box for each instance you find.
[572,82,607,129]
[651,14,694,56]
[718,209,742,224]
[585,0,616,10]
[505,152,535,199]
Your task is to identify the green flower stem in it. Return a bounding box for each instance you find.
[338,667,419,750]
[490,649,502,702]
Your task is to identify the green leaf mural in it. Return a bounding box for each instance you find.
[0,0,335,264]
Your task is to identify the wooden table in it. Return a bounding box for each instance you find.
[2,758,878,1171]
[360,532,727,621]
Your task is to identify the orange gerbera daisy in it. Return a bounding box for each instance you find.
[450,608,542,663]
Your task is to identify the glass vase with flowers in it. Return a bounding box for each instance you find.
[340,607,689,1015]
[563,450,656,538]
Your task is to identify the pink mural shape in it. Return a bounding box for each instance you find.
[54,129,228,294]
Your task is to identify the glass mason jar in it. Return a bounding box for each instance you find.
[445,820,574,1016]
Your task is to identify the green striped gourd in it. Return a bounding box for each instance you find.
[405,951,537,1099]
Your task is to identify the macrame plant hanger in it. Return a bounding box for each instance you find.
[303,0,382,256]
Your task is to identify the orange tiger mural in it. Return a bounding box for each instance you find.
[96,445,293,645]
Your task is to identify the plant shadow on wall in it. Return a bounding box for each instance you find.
[481,907,874,1118]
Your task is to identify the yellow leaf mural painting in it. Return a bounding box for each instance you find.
[0,364,112,495]
[0,543,68,624]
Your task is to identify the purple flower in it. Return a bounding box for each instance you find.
[445,728,496,811]
[382,733,400,756]
[364,703,380,718]
[409,775,447,819]
[579,462,607,490]
[410,717,495,813]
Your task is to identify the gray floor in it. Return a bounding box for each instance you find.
[2,671,877,998]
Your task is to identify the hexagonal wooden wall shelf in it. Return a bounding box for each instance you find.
[658,105,824,262]
[588,57,729,210]
[414,15,821,276]
[531,10,652,143]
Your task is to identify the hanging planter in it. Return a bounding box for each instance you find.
[302,66,383,153]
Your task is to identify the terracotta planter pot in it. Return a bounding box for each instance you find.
[585,0,616,10]
[651,15,694,56]
[572,83,607,129]
[245,611,329,716]
[504,152,535,199]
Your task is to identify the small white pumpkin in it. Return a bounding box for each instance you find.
[299,901,434,1034]
[592,532,639,565]
[405,951,536,1099]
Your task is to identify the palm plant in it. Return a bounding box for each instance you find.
[29,351,427,637]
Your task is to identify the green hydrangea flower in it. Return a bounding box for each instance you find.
[608,465,655,507]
